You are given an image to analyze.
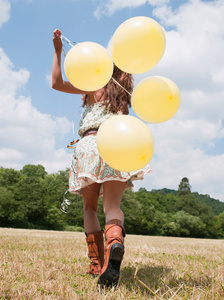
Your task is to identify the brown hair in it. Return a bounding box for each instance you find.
[83,65,133,114]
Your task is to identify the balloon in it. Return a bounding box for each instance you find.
[110,16,166,74]
[64,42,113,91]
[131,76,181,123]
[97,115,154,172]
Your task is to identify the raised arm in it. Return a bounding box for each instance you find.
[52,29,87,94]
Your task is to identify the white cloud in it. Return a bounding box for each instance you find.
[151,1,224,89]
[0,48,72,173]
[0,49,30,97]
[131,0,224,201]
[34,148,73,174]
[133,115,224,200]
[139,145,224,201]
[45,73,52,88]
[0,0,10,28]
[212,66,224,86]
[94,0,169,19]
[0,148,24,169]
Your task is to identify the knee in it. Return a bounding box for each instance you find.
[83,201,98,214]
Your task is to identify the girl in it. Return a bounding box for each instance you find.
[52,29,151,287]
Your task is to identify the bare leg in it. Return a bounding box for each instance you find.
[82,183,101,233]
[82,183,104,276]
[103,181,126,226]
[98,180,126,287]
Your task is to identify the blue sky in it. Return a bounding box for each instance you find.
[0,0,224,201]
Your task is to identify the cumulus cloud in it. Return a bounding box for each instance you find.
[151,1,224,90]
[94,0,169,19]
[0,48,72,173]
[0,0,10,28]
[131,0,224,200]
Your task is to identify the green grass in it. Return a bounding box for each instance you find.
[0,228,223,299]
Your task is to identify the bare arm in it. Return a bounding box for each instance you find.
[52,29,89,94]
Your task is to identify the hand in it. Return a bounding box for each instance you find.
[53,29,62,53]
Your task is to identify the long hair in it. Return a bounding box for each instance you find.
[83,65,133,114]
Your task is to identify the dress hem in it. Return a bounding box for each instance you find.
[69,168,152,197]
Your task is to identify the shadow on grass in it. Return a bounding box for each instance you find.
[120,265,212,298]
[120,265,171,291]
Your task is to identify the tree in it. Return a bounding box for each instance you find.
[0,164,222,238]
[44,206,66,230]
[14,175,48,228]
[192,192,224,215]
[213,212,224,238]
[0,167,21,189]
[178,177,191,196]
[163,211,206,238]
[0,187,26,227]
[21,164,47,179]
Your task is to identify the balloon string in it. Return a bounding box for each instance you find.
[60,190,71,213]
[61,35,78,56]
[111,77,132,96]
[61,35,78,47]
[93,94,98,103]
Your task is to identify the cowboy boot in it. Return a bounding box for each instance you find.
[86,230,104,277]
[98,219,125,287]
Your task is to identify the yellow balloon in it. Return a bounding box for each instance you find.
[64,42,113,91]
[110,16,166,74]
[131,76,181,123]
[97,115,154,172]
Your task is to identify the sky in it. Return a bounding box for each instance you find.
[0,0,224,201]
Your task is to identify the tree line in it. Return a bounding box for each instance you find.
[0,165,224,239]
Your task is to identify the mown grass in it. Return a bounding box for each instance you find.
[0,228,223,299]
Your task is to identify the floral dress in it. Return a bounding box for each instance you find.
[69,102,152,196]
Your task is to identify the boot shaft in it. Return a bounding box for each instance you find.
[86,230,104,271]
[104,219,126,246]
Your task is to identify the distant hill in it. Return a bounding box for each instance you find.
[192,192,224,215]
[151,188,224,215]
[151,188,177,196]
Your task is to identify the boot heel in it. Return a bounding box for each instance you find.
[110,243,124,261]
[98,243,123,287]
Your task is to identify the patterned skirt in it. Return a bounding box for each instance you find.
[69,135,152,196]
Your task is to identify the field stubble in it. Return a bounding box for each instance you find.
[0,228,223,299]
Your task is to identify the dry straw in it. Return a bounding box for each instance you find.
[0,228,224,299]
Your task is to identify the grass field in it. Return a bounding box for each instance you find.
[0,228,224,299]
